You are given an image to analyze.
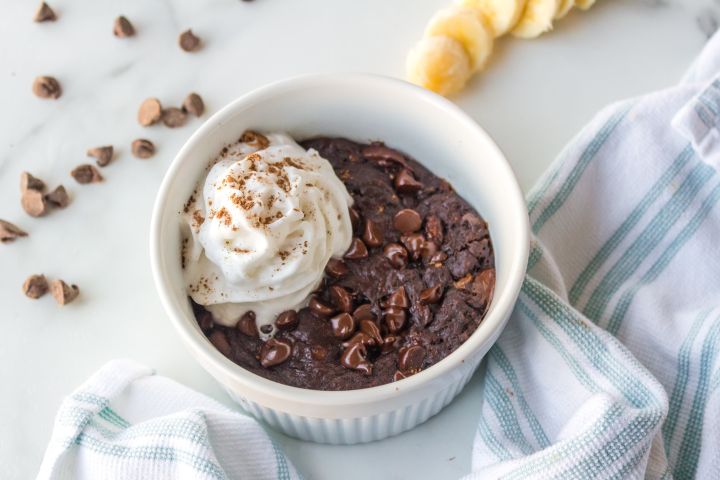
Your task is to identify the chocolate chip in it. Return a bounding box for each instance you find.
[329,285,353,313]
[23,274,48,299]
[32,76,61,99]
[308,296,334,318]
[325,258,348,278]
[182,92,204,116]
[393,208,422,233]
[311,345,328,361]
[260,324,273,334]
[383,286,408,309]
[198,310,214,331]
[259,338,293,367]
[49,279,79,305]
[236,311,258,337]
[393,169,422,194]
[383,243,408,269]
[361,144,408,169]
[87,145,114,167]
[209,330,231,357]
[420,240,440,264]
[0,220,28,243]
[330,313,355,340]
[349,207,361,233]
[113,16,135,37]
[419,284,444,305]
[131,139,155,159]
[138,98,162,126]
[34,2,56,22]
[44,185,69,208]
[344,237,368,260]
[398,345,426,372]
[383,308,406,333]
[472,268,496,308]
[362,219,384,248]
[21,189,49,217]
[400,233,425,261]
[20,172,45,193]
[275,310,298,331]
[382,335,401,353]
[359,319,383,345]
[425,215,444,244]
[179,29,201,52]
[342,332,378,348]
[340,342,372,375]
[71,164,103,184]
[162,107,188,128]
[352,304,375,322]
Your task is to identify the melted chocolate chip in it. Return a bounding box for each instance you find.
[383,242,408,269]
[342,332,377,348]
[275,310,298,330]
[362,219,384,248]
[330,313,355,340]
[259,338,293,367]
[382,335,400,353]
[352,304,375,322]
[329,285,353,313]
[394,169,422,194]
[398,345,426,372]
[325,258,348,278]
[419,284,444,305]
[236,311,258,337]
[359,319,383,345]
[383,308,406,333]
[361,144,408,168]
[383,286,409,309]
[393,208,422,233]
[472,268,496,308]
[400,233,425,261]
[344,237,368,260]
[340,342,372,375]
[308,296,334,318]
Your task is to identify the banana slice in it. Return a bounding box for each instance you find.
[574,0,596,10]
[511,0,559,38]
[425,6,494,72]
[555,0,573,18]
[456,0,528,37]
[406,35,472,96]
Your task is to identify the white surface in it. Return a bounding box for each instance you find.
[0,0,709,478]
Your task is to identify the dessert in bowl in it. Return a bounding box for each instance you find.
[151,73,528,443]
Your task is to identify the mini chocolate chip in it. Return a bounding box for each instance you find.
[311,345,328,361]
[362,219,384,248]
[329,285,353,313]
[340,342,372,375]
[20,172,45,193]
[344,237,368,260]
[44,185,69,208]
[342,332,377,348]
[330,313,355,340]
[138,98,162,126]
[23,274,48,299]
[32,76,61,99]
[275,310,298,330]
[260,324,273,334]
[0,220,28,243]
[34,2,56,22]
[162,107,187,128]
[398,345,426,372]
[21,189,49,217]
[419,284,444,305]
[393,370,408,381]
[182,92,204,116]
[361,144,408,169]
[393,208,422,233]
[49,279,79,305]
[71,164,103,184]
[113,16,135,37]
[382,334,401,353]
[349,207,361,232]
[308,296,334,318]
[236,311,258,337]
[383,308,406,333]
[259,338,293,367]
[394,169,422,194]
[198,310,214,331]
[352,304,375,322]
[359,319,383,345]
[400,233,425,261]
[87,145,114,167]
[425,215,444,244]
[209,330,231,357]
[383,242,408,269]
[383,286,409,309]
[179,29,201,52]
[472,268,496,308]
[325,258,348,278]
[131,139,155,158]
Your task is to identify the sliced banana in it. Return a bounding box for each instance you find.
[574,0,596,10]
[425,5,494,72]
[511,0,559,38]
[555,0,574,18]
[406,35,472,96]
[456,0,528,37]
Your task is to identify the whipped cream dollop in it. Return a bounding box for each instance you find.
[182,132,353,333]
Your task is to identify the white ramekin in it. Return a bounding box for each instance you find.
[150,73,529,445]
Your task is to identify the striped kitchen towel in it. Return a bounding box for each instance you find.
[467,32,720,479]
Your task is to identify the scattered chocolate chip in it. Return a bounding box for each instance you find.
[32,76,61,99]
[382,334,400,353]
[398,345,426,372]
[260,324,273,334]
[329,286,352,313]
[472,268,496,308]
[419,284,444,305]
[311,345,328,361]
[23,274,48,299]
[113,15,135,37]
[425,215,444,243]
[179,29,201,52]
[342,332,378,348]
[340,342,372,375]
[352,304,375,322]
[330,313,355,340]
[21,189,49,217]
[236,311,258,337]
[34,2,56,22]
[0,220,28,243]
[44,185,69,208]
[138,98,162,126]
[240,130,270,149]
[361,144,408,169]
[393,208,422,233]
[308,296,334,318]
[275,310,298,330]
[20,172,45,192]
[49,279,79,305]
[344,237,368,260]
[162,107,187,128]
[362,219,384,248]
[259,338,293,367]
[131,139,155,158]
[87,145,114,167]
[349,207,361,232]
[394,169,422,194]
[383,308,406,333]
[383,286,409,309]
[383,243,408,269]
[420,240,440,263]
[182,92,204,116]
[71,164,103,184]
[359,319,383,345]
[209,330,231,357]
[325,258,348,278]
[400,233,425,261]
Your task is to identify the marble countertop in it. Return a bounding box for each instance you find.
[0,0,712,478]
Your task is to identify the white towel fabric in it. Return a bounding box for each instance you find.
[38,33,720,480]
